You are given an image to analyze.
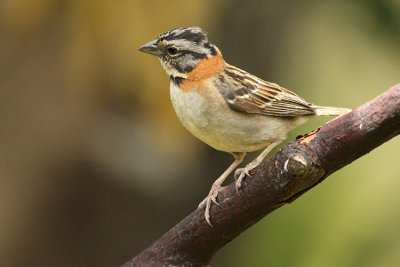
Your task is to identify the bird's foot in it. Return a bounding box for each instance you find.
[198,183,225,226]
[234,163,258,194]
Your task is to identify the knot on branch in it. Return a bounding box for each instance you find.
[278,148,326,204]
[284,154,308,176]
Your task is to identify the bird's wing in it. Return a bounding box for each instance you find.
[216,65,316,117]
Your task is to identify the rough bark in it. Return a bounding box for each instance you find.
[123,84,400,267]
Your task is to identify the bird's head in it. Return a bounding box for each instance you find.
[139,26,220,81]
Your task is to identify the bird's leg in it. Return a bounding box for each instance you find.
[235,141,279,193]
[198,152,246,226]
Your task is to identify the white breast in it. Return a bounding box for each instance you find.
[170,81,210,138]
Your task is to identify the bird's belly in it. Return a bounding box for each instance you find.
[170,82,306,153]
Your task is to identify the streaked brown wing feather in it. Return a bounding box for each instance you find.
[217,65,315,117]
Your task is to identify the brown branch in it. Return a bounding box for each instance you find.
[122,84,400,267]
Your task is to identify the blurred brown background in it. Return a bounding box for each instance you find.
[1,0,400,266]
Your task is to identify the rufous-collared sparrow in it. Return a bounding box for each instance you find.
[139,26,350,226]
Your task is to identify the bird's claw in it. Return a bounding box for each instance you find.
[234,167,252,194]
[198,184,224,226]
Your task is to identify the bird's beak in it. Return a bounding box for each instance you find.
[138,40,160,56]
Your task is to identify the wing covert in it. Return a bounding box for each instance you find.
[217,65,315,117]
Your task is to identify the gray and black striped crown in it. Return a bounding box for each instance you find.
[157,26,217,56]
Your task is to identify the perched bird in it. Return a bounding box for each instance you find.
[139,26,350,226]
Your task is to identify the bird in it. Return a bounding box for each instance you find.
[138,26,350,226]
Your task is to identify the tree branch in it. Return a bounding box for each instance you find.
[123,84,400,267]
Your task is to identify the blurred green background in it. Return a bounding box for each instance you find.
[1,0,400,266]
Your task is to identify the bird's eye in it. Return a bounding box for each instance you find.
[167,47,178,55]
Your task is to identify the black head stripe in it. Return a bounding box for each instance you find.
[159,31,177,41]
[158,27,207,43]
[176,50,207,60]
[174,30,206,44]
[204,42,217,55]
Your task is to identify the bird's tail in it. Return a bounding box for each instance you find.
[311,105,352,116]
